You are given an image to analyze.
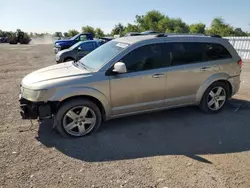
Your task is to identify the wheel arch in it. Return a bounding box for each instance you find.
[50,87,111,120]
[64,57,75,62]
[58,95,107,120]
[196,73,233,103]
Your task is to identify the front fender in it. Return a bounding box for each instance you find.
[48,87,111,118]
[196,73,231,103]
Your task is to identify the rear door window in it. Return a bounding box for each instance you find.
[168,43,203,66]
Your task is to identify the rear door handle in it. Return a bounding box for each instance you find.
[152,74,164,78]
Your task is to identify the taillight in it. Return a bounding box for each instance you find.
[237,59,243,68]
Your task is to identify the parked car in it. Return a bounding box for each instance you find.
[55,39,106,63]
[54,33,94,53]
[19,33,242,138]
[0,37,8,43]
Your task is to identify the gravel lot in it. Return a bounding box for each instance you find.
[0,44,250,188]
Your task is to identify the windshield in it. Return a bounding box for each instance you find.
[78,41,129,70]
[70,34,80,40]
[69,41,83,50]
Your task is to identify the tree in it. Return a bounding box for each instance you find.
[111,23,125,36]
[189,23,206,34]
[53,32,63,38]
[163,18,189,33]
[233,28,247,36]
[123,23,141,35]
[81,26,95,36]
[206,17,234,36]
[68,29,79,37]
[95,28,105,38]
[63,32,69,38]
[136,10,165,31]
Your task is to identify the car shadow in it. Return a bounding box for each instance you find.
[36,98,250,163]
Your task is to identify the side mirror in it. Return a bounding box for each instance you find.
[113,62,127,73]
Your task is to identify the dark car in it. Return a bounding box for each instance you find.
[55,39,105,63]
[0,37,8,43]
[54,33,94,53]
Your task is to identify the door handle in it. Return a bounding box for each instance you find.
[200,66,211,71]
[152,74,164,78]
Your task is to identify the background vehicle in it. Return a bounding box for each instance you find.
[8,30,31,44]
[0,37,8,43]
[56,39,107,63]
[19,34,241,138]
[54,33,94,53]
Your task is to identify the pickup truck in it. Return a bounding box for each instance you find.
[54,33,94,53]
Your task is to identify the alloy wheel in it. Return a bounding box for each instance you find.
[207,86,226,111]
[62,106,96,137]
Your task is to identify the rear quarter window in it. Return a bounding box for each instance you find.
[202,43,232,61]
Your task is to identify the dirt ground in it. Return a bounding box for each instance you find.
[0,44,250,188]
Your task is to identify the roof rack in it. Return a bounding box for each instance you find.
[155,33,222,38]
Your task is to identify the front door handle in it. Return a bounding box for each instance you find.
[152,74,164,78]
[200,66,211,71]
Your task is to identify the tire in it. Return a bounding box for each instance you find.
[56,99,102,138]
[64,58,74,62]
[199,82,229,114]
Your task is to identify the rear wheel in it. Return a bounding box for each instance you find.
[56,99,102,138]
[200,82,228,113]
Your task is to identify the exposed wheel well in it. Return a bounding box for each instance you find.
[58,95,106,120]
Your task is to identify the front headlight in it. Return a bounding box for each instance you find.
[21,88,49,101]
[55,43,61,48]
[56,55,60,61]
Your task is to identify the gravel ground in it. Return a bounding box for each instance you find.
[0,44,250,188]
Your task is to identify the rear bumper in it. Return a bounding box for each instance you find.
[19,97,57,120]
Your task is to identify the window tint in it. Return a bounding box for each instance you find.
[79,35,87,41]
[169,43,203,66]
[121,43,171,72]
[81,42,95,51]
[202,43,232,61]
[167,42,232,66]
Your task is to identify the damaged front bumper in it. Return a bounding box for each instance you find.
[19,97,58,120]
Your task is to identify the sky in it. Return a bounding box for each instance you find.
[1,0,250,34]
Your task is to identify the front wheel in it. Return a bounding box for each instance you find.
[56,99,102,137]
[200,82,229,113]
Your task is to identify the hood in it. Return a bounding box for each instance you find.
[57,48,72,56]
[22,62,90,88]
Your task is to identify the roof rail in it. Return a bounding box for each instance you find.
[155,33,222,38]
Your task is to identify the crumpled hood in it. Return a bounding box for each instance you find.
[22,62,90,88]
